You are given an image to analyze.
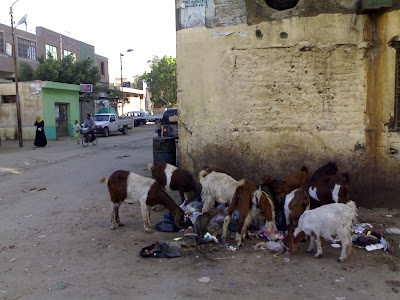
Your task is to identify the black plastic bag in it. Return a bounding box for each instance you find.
[139,242,182,258]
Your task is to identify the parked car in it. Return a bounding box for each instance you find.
[126,111,148,126]
[93,113,133,137]
[147,114,163,123]
[162,108,179,138]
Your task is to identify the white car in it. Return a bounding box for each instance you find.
[93,113,133,137]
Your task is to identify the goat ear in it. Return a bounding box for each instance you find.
[261,175,272,184]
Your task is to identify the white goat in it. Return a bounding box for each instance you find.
[199,170,242,213]
[284,201,357,262]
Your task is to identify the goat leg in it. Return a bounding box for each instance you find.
[222,215,231,242]
[314,236,323,258]
[110,202,120,230]
[140,202,152,233]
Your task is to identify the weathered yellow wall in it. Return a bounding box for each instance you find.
[0,82,43,140]
[177,12,400,206]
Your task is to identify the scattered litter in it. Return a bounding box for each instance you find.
[227,245,237,251]
[386,215,393,218]
[198,277,211,283]
[139,242,182,258]
[24,161,30,166]
[204,232,219,243]
[336,297,346,300]
[24,215,33,218]
[335,279,345,283]
[229,282,237,285]
[366,244,384,251]
[386,227,400,235]
[173,237,182,241]
[39,235,45,238]
[283,257,290,263]
[353,223,372,234]
[53,281,68,290]
[9,258,16,263]
[331,244,341,248]
[253,241,285,253]
[92,238,96,241]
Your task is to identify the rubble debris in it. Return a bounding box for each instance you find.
[52,281,68,290]
[198,277,211,283]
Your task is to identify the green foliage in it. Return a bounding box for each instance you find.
[139,55,176,107]
[18,62,34,81]
[18,53,101,85]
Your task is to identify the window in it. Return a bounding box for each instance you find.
[17,38,36,60]
[394,47,400,130]
[0,32,4,54]
[46,44,58,60]
[265,0,299,10]
[63,50,77,61]
[110,115,116,122]
[1,95,16,103]
[101,61,105,75]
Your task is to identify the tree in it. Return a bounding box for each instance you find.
[18,53,101,85]
[140,55,176,107]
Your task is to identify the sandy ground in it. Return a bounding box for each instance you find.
[0,125,400,300]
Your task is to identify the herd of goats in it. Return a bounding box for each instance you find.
[100,161,356,262]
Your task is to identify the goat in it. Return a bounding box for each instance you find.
[308,173,351,209]
[310,162,338,182]
[284,187,310,231]
[222,179,277,246]
[283,201,357,262]
[148,162,201,204]
[202,166,242,181]
[100,170,184,233]
[199,170,244,213]
[260,166,309,197]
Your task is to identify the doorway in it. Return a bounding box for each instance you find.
[55,103,69,137]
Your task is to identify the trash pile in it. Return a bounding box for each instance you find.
[140,198,287,257]
[352,223,389,252]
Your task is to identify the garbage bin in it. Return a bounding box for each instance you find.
[153,137,176,166]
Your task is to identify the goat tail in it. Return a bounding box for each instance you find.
[342,172,351,184]
[199,170,209,179]
[346,200,357,212]
[147,163,154,171]
[100,176,108,184]
[301,166,308,173]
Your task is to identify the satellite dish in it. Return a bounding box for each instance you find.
[17,14,28,27]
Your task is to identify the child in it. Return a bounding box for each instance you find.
[72,120,81,144]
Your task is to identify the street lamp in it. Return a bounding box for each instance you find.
[120,49,133,116]
[10,0,23,147]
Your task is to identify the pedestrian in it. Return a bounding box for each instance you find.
[34,116,47,147]
[157,119,163,137]
[72,120,81,144]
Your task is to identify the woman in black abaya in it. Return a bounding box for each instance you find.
[34,116,47,147]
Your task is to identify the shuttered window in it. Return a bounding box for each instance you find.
[0,32,4,54]
[17,37,36,60]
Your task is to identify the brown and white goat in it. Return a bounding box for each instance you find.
[308,173,350,209]
[100,170,184,233]
[283,201,357,262]
[148,162,201,203]
[284,187,310,231]
[261,166,309,197]
[222,179,277,246]
[199,170,243,213]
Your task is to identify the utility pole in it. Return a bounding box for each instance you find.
[10,0,23,147]
[119,49,133,116]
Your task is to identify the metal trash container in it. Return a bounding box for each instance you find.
[153,137,176,166]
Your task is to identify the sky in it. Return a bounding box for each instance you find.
[0,0,177,82]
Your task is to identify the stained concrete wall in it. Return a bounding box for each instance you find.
[176,2,400,207]
[0,81,43,140]
[0,81,80,140]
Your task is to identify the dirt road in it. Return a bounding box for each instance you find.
[0,126,399,299]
